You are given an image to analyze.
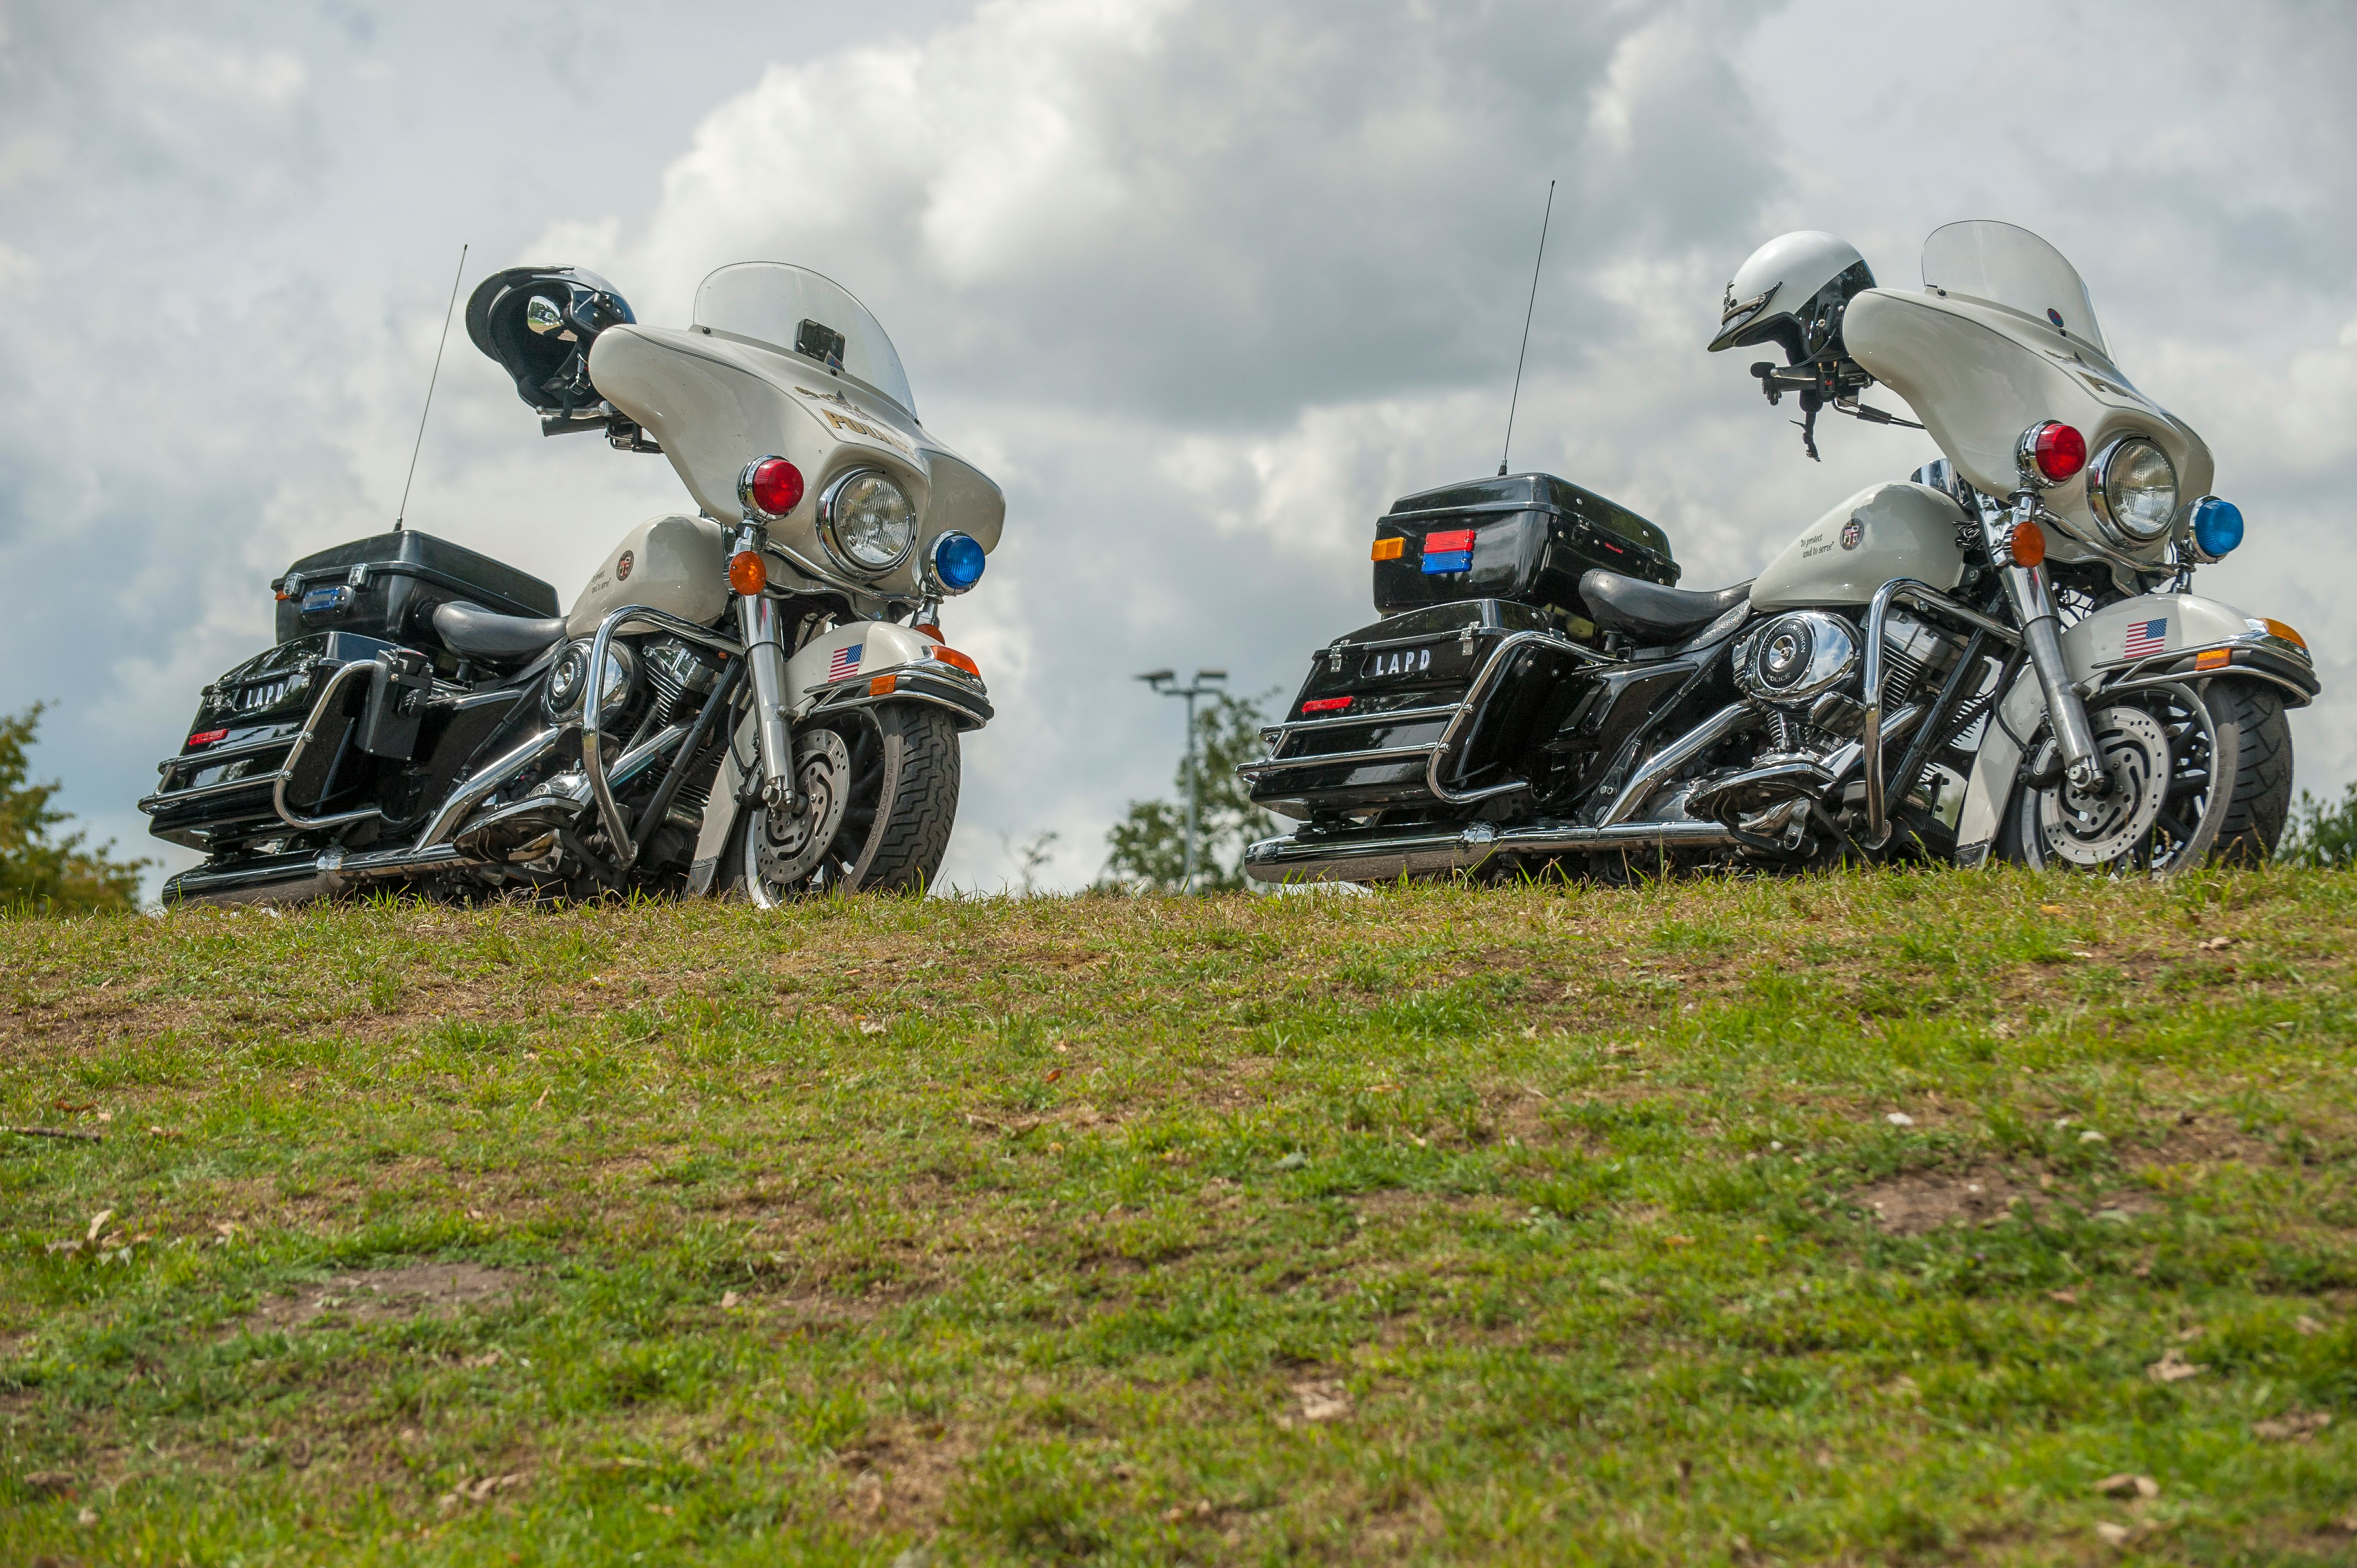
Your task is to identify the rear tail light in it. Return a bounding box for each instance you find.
[2019,421,2086,485]
[1302,696,1352,714]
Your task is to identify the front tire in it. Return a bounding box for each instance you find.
[2001,679,2293,873]
[723,703,961,904]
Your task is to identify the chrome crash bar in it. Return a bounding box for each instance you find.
[583,604,746,868]
[1860,577,2020,847]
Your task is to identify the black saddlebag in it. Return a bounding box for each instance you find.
[271,530,559,649]
[1371,472,1679,625]
[1243,599,1597,821]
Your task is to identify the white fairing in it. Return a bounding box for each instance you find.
[586,268,1004,604]
[1751,482,1966,610]
[565,513,728,638]
[1843,224,2210,574]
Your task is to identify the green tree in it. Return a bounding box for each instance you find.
[1,705,149,914]
[2280,781,2357,869]
[1103,691,1283,893]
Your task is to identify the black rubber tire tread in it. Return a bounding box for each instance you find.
[1994,678,2296,870]
[2202,681,2294,866]
[836,703,961,892]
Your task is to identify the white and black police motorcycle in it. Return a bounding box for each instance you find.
[142,262,1002,904]
[1242,221,2317,884]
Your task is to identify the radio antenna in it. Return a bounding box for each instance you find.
[1497,179,1555,478]
[395,242,469,533]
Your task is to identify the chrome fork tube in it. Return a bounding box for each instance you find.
[1990,494,2106,793]
[733,535,796,808]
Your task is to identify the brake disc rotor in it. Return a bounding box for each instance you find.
[2038,704,2172,866]
[753,728,852,887]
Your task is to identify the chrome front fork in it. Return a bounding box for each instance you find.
[733,529,797,808]
[1990,494,2108,794]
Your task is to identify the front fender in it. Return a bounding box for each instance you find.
[1952,590,2318,865]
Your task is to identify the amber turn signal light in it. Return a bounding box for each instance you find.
[2262,617,2307,651]
[1371,537,1404,562]
[930,646,980,678]
[728,550,768,595]
[2007,518,2046,568]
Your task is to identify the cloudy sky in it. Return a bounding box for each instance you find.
[4,0,2353,894]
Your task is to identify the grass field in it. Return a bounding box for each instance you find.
[3,868,2355,1565]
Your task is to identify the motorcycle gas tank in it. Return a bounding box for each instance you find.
[1751,481,1966,611]
[589,324,1003,601]
[1843,287,2212,570]
[565,513,729,638]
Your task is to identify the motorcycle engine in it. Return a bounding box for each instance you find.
[641,637,723,725]
[1734,608,1962,744]
[1702,608,1970,845]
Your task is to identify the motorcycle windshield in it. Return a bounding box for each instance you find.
[1921,220,2107,359]
[692,262,917,418]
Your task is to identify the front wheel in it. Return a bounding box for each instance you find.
[722,703,961,903]
[2000,679,2293,873]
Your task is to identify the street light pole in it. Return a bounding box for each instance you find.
[1135,667,1228,893]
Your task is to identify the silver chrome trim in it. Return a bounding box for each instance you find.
[1861,577,2022,845]
[737,456,797,522]
[584,604,748,866]
[138,768,290,815]
[1243,819,1738,885]
[816,467,915,578]
[1599,702,1757,826]
[415,726,564,850]
[154,730,297,780]
[1427,628,1609,804]
[923,531,983,596]
[1269,703,1463,737]
[2015,422,2077,489]
[271,662,385,831]
[2083,435,2175,548]
[1236,741,1442,781]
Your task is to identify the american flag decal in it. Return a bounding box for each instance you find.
[2123,617,2166,659]
[827,643,863,681]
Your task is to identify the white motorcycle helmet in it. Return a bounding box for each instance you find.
[1708,231,1876,363]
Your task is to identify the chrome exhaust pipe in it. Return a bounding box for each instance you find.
[1242,818,1737,885]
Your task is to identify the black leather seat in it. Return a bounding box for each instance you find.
[1578,570,1753,642]
[431,600,569,658]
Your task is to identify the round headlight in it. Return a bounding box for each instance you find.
[929,532,987,594]
[819,469,917,575]
[2087,437,2177,545]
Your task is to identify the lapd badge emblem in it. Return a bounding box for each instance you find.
[616,549,635,581]
[1839,518,1862,551]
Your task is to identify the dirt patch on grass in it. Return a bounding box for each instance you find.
[240,1262,520,1332]
[1851,1169,2045,1235]
[1850,1165,2160,1236]
[833,1417,977,1528]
